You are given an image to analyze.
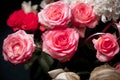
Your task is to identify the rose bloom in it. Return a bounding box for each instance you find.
[38,1,71,28]
[71,2,98,28]
[2,30,36,64]
[21,12,38,31]
[7,9,26,31]
[92,33,119,62]
[42,27,79,62]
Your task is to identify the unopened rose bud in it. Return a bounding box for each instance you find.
[89,64,120,80]
[48,69,80,80]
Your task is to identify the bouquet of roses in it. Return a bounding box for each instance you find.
[2,0,120,80]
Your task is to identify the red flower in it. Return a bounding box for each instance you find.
[21,12,38,31]
[7,9,26,31]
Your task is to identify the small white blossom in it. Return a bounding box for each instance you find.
[21,1,38,13]
[90,0,120,22]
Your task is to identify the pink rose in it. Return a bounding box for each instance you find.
[7,9,26,31]
[38,1,71,28]
[2,30,36,64]
[21,12,38,31]
[42,27,79,62]
[71,2,98,28]
[92,33,119,62]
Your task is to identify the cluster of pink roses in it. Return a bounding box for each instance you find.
[3,1,120,65]
[38,1,98,62]
[38,1,98,36]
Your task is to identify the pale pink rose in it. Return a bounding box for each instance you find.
[71,2,98,28]
[92,33,119,62]
[2,30,36,64]
[42,27,79,62]
[38,1,71,28]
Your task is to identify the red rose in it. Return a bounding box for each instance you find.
[92,33,119,62]
[42,27,79,62]
[21,12,38,31]
[2,30,36,64]
[71,2,98,28]
[7,9,26,31]
[38,1,71,28]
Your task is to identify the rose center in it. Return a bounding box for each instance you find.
[102,38,112,48]
[12,43,22,54]
[46,5,63,21]
[73,3,93,21]
[54,33,68,47]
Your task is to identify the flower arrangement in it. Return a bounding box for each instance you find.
[3,0,120,80]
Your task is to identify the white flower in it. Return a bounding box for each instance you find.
[48,69,80,80]
[91,0,120,22]
[21,1,38,13]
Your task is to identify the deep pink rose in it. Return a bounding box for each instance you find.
[38,1,71,28]
[7,9,26,31]
[21,12,38,31]
[92,33,119,62]
[42,27,79,62]
[71,2,98,28]
[2,30,36,64]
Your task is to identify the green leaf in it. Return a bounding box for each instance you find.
[24,56,39,70]
[38,52,54,72]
